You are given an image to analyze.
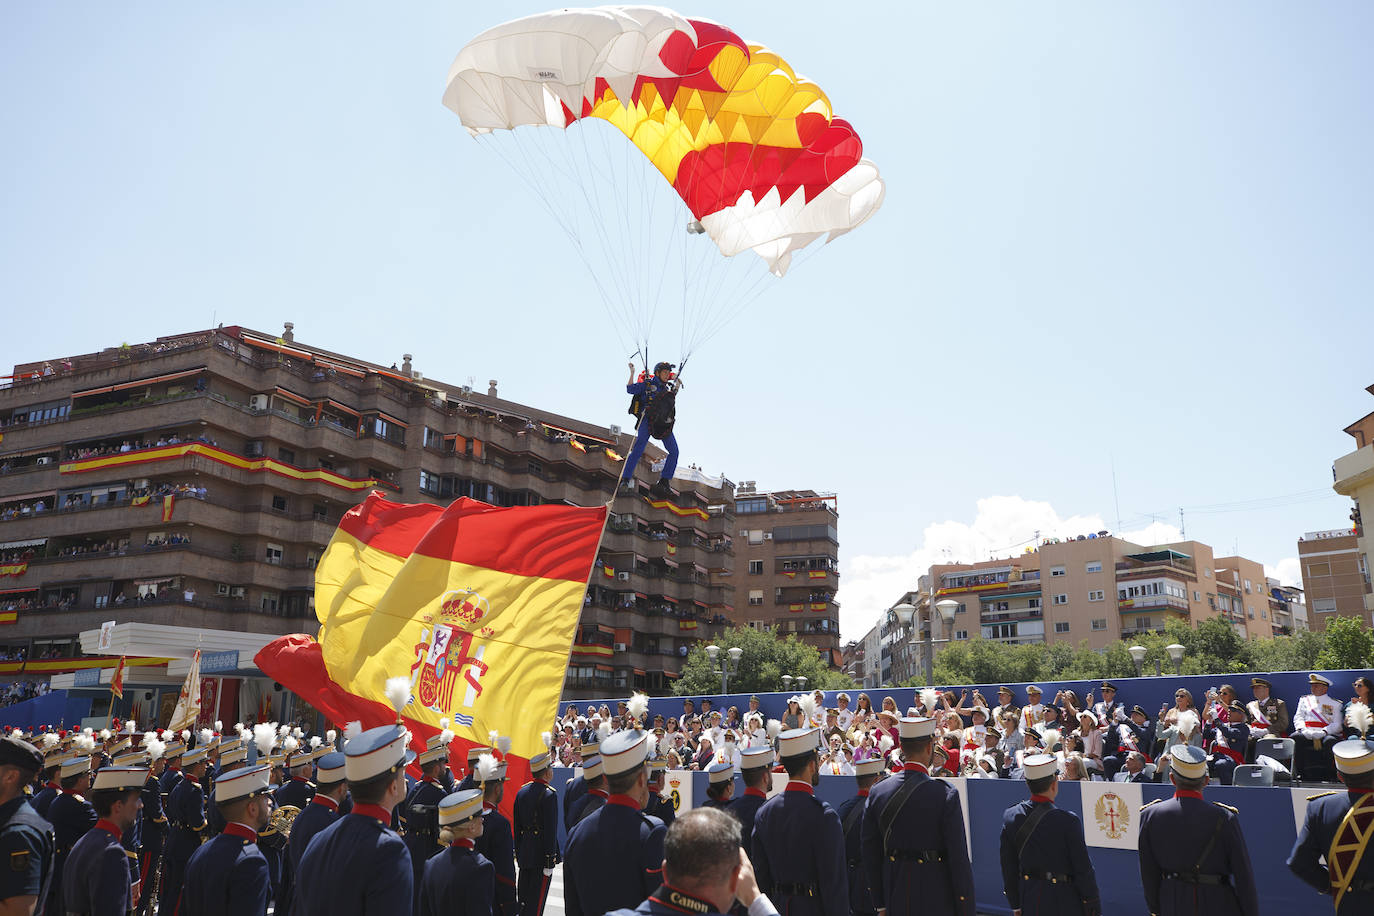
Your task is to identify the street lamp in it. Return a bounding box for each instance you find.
[781,674,793,691]
[705,644,743,693]
[894,599,959,685]
[796,676,808,691]
[1165,643,1185,675]
[1128,645,1146,678]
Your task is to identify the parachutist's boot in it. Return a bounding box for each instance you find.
[650,479,672,498]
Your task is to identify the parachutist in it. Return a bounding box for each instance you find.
[622,360,679,498]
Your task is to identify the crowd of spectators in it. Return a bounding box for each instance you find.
[554,674,1373,786]
[64,431,217,461]
[0,680,48,707]
[0,499,47,520]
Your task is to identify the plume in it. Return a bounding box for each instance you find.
[1042,727,1062,751]
[920,689,938,713]
[40,733,58,751]
[98,728,112,742]
[541,731,553,749]
[283,737,299,756]
[1347,701,1373,738]
[879,733,895,754]
[199,728,214,748]
[766,719,782,740]
[658,733,673,755]
[628,692,649,725]
[310,736,322,751]
[142,731,157,748]
[798,693,819,724]
[384,677,410,720]
[489,729,500,747]
[253,724,277,758]
[278,725,289,738]
[476,752,501,783]
[214,720,222,732]
[440,718,450,731]
[344,721,363,741]
[180,729,190,743]
[596,721,611,742]
[1176,709,1200,738]
[82,727,93,736]
[126,719,138,734]
[326,729,337,745]
[292,727,304,739]
[145,738,166,761]
[75,734,95,754]
[497,734,512,755]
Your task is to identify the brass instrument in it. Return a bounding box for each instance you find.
[259,804,301,849]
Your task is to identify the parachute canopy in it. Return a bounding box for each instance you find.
[443,6,884,278]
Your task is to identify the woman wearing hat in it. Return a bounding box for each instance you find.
[781,697,804,731]
[874,708,900,748]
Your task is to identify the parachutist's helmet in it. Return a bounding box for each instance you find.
[654,362,675,375]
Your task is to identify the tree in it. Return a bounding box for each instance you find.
[672,626,853,696]
[1316,616,1374,671]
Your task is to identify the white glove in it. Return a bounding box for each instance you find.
[543,868,553,877]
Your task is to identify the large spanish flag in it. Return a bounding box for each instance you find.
[256,492,607,805]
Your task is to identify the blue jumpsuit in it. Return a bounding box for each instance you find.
[623,377,679,483]
[998,797,1100,916]
[1138,792,1258,916]
[180,822,271,916]
[512,776,559,916]
[861,767,973,916]
[293,805,413,916]
[419,841,493,916]
[563,797,665,916]
[752,782,848,916]
[61,820,130,916]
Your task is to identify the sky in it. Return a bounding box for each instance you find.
[3,3,1371,642]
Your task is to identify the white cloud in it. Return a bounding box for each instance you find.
[1266,557,1302,588]
[836,495,1185,640]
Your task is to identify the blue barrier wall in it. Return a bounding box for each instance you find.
[568,668,1374,726]
[549,767,1319,916]
[0,690,86,729]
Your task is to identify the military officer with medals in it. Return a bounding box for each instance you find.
[752,726,847,916]
[1091,682,1127,728]
[513,747,559,916]
[179,763,273,915]
[287,751,347,910]
[861,717,972,916]
[294,720,416,916]
[1295,673,1344,782]
[644,759,677,829]
[727,747,772,860]
[1205,702,1252,786]
[703,763,735,809]
[1288,705,1374,914]
[837,756,883,916]
[61,765,144,915]
[1245,677,1290,760]
[567,756,607,828]
[1021,686,1047,734]
[474,753,517,916]
[418,789,493,916]
[48,753,98,916]
[403,731,453,913]
[563,730,667,916]
[159,745,209,915]
[1138,745,1258,915]
[0,735,55,914]
[998,753,1100,916]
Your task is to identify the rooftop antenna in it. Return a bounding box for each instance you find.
[1111,454,1122,535]
[1179,508,1186,540]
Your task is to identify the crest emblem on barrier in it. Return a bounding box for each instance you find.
[1094,791,1129,840]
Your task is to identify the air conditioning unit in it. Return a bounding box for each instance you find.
[614,642,628,652]
[613,676,628,688]
[249,394,269,411]
[460,385,473,397]
[229,586,246,599]
[763,533,773,540]
[609,424,622,437]
[35,457,52,466]
[215,584,230,596]
[617,572,631,581]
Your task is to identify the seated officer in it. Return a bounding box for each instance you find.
[1294,673,1344,782]
[998,753,1100,916]
[418,789,494,916]
[606,807,780,916]
[180,763,274,915]
[1138,746,1258,916]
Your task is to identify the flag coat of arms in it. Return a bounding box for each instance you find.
[257,492,607,802]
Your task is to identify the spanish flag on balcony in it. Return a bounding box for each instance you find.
[131,494,151,507]
[666,544,677,556]
[255,491,607,821]
[679,619,698,630]
[789,603,804,612]
[602,563,616,578]
[162,493,175,523]
[783,572,797,579]
[0,563,27,578]
[571,643,614,657]
[808,570,827,579]
[810,602,828,611]
[570,439,587,453]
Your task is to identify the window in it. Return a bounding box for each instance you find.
[260,591,279,612]
[1204,568,1212,578]
[1054,621,1070,634]
[265,543,283,565]
[954,602,966,614]
[748,589,763,606]
[954,630,968,640]
[419,470,441,495]
[1138,616,1152,628]
[1248,607,1255,618]
[312,503,328,521]
[1053,594,1068,605]
[1088,590,1104,602]
[1050,566,1066,577]
[1085,561,1102,574]
[271,495,287,512]
[423,426,443,449]
[1091,618,1108,631]
[1306,561,1332,577]
[1194,590,1201,601]
[736,498,767,514]
[1028,597,1042,609]
[748,560,763,575]
[1243,579,1251,593]
[277,448,296,465]
[1313,598,1338,614]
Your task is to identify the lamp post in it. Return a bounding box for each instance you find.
[705,645,744,694]
[1165,643,1185,675]
[893,599,960,685]
[1128,645,1146,678]
[781,674,793,692]
[796,676,808,692]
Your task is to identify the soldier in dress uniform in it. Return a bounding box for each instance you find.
[562,738,599,824]
[61,765,144,915]
[206,745,249,837]
[998,753,1100,916]
[1294,672,1344,782]
[30,748,65,818]
[605,807,780,916]
[287,751,347,912]
[1288,708,1374,914]
[1092,683,1127,728]
[513,749,559,916]
[861,717,972,916]
[274,746,317,810]
[419,789,493,916]
[0,735,55,914]
[135,739,167,916]
[159,742,186,796]
[459,745,493,792]
[294,722,415,916]
[752,726,847,916]
[47,754,98,916]
[703,763,735,809]
[159,745,209,915]
[727,747,772,860]
[1021,686,1047,734]
[108,750,149,910]
[563,730,666,916]
[474,754,517,916]
[402,732,453,913]
[837,757,883,916]
[180,763,273,915]
[992,687,1020,733]
[643,759,677,829]
[568,756,607,828]
[1244,677,1290,761]
[1138,745,1257,916]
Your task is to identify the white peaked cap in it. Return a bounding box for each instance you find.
[898,717,936,739]
[600,731,650,776]
[1023,753,1058,781]
[778,727,820,759]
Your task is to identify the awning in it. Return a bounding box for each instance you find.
[0,539,46,551]
[595,664,614,673]
[312,358,367,378]
[274,387,312,407]
[633,668,646,676]
[241,335,314,361]
[0,490,55,504]
[0,447,60,460]
[0,587,38,596]
[369,411,408,429]
[72,367,205,398]
[541,422,613,446]
[324,399,359,417]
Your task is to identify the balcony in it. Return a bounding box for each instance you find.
[1334,445,1374,497]
[1118,595,1190,612]
[980,607,1043,624]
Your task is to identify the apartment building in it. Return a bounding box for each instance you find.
[0,325,733,712]
[731,483,840,662]
[1298,529,1371,629]
[1329,381,1374,625]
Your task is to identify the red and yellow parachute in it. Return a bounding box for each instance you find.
[443,6,884,357]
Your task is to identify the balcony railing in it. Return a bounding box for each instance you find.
[1118,595,1190,612]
